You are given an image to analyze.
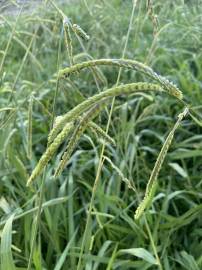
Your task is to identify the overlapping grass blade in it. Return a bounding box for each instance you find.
[0,214,16,270]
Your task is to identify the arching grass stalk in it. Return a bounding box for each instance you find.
[58,58,182,99]
[48,82,181,144]
[135,107,189,220]
[28,82,172,186]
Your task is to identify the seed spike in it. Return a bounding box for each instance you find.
[48,82,173,144]
[58,58,182,100]
[54,100,108,177]
[134,107,189,220]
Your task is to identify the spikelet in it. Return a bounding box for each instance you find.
[54,100,108,177]
[58,59,183,100]
[134,107,189,219]
[28,108,114,185]
[27,122,74,186]
[72,24,90,41]
[48,82,164,144]
[49,115,114,146]
[53,115,64,128]
[63,17,74,66]
[134,181,158,220]
[147,0,159,36]
[88,122,116,146]
[104,156,136,192]
[48,115,64,145]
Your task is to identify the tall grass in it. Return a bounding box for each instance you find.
[0,1,202,270]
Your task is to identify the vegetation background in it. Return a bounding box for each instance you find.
[0,0,202,269]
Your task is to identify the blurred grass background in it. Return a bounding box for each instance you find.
[0,0,202,269]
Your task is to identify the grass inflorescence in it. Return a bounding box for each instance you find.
[1,1,202,270]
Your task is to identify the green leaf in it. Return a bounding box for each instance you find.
[170,150,202,160]
[169,162,188,178]
[118,248,158,265]
[0,214,16,270]
[176,251,199,270]
[54,229,78,270]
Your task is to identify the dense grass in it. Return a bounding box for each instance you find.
[0,0,202,269]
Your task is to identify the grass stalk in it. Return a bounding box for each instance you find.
[27,171,46,270]
[135,107,189,219]
[59,58,181,98]
[77,1,138,268]
[48,82,180,144]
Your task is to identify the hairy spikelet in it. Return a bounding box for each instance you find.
[63,17,73,66]
[54,100,108,177]
[27,122,74,186]
[72,24,90,41]
[134,107,189,219]
[88,122,116,146]
[104,156,136,192]
[48,82,164,144]
[48,115,64,145]
[28,109,114,185]
[58,59,182,99]
[49,116,114,146]
[147,0,159,36]
[134,181,158,220]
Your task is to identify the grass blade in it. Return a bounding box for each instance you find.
[0,214,16,270]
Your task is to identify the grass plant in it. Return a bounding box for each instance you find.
[1,1,202,270]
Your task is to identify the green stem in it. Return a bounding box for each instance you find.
[27,172,46,270]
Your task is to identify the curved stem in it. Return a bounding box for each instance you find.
[59,58,182,99]
[48,82,180,144]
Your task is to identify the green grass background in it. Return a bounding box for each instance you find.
[0,0,202,269]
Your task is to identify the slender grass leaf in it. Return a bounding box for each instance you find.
[118,248,158,265]
[0,214,16,270]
